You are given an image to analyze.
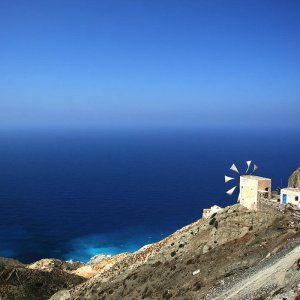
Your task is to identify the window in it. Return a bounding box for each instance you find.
[265,187,269,191]
[295,196,299,201]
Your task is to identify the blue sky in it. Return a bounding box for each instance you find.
[0,0,299,129]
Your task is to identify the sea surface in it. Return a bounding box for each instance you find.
[0,128,298,263]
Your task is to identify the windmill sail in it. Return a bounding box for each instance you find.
[246,160,252,173]
[226,186,237,196]
[230,164,239,174]
[252,164,258,174]
[224,175,235,183]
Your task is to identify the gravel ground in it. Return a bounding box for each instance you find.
[204,237,300,300]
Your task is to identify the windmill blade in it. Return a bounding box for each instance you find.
[226,186,237,196]
[245,160,252,173]
[230,163,239,174]
[224,175,235,183]
[252,164,258,174]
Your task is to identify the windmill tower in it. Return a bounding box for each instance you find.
[225,161,271,211]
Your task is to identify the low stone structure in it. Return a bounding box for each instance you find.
[202,205,223,219]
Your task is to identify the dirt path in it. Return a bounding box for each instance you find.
[205,239,300,300]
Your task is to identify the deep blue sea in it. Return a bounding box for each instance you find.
[0,128,299,263]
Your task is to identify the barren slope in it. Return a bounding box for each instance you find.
[64,203,299,300]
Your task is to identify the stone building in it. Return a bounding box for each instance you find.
[281,188,300,207]
[239,175,271,211]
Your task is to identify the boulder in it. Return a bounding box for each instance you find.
[288,167,300,188]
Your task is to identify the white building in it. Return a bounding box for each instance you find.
[281,188,300,207]
[239,175,271,211]
[202,205,223,219]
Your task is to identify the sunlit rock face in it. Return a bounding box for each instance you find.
[288,167,300,188]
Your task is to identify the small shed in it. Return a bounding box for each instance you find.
[202,205,223,219]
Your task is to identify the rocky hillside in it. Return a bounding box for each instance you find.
[0,258,85,299]
[205,236,300,300]
[289,167,300,188]
[55,203,299,300]
[1,202,300,300]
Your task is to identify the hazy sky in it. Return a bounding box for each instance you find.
[0,0,299,129]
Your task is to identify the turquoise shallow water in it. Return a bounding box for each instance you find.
[0,128,298,262]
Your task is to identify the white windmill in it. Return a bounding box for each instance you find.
[225,160,258,199]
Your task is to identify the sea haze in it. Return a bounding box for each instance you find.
[0,128,298,263]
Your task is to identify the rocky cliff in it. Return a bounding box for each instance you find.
[288,167,300,188]
[1,203,300,300]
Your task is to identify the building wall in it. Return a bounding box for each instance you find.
[202,209,212,219]
[239,177,259,210]
[281,188,300,207]
[239,176,272,211]
[257,179,272,200]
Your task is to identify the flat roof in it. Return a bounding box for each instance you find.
[281,188,300,192]
[241,175,271,180]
